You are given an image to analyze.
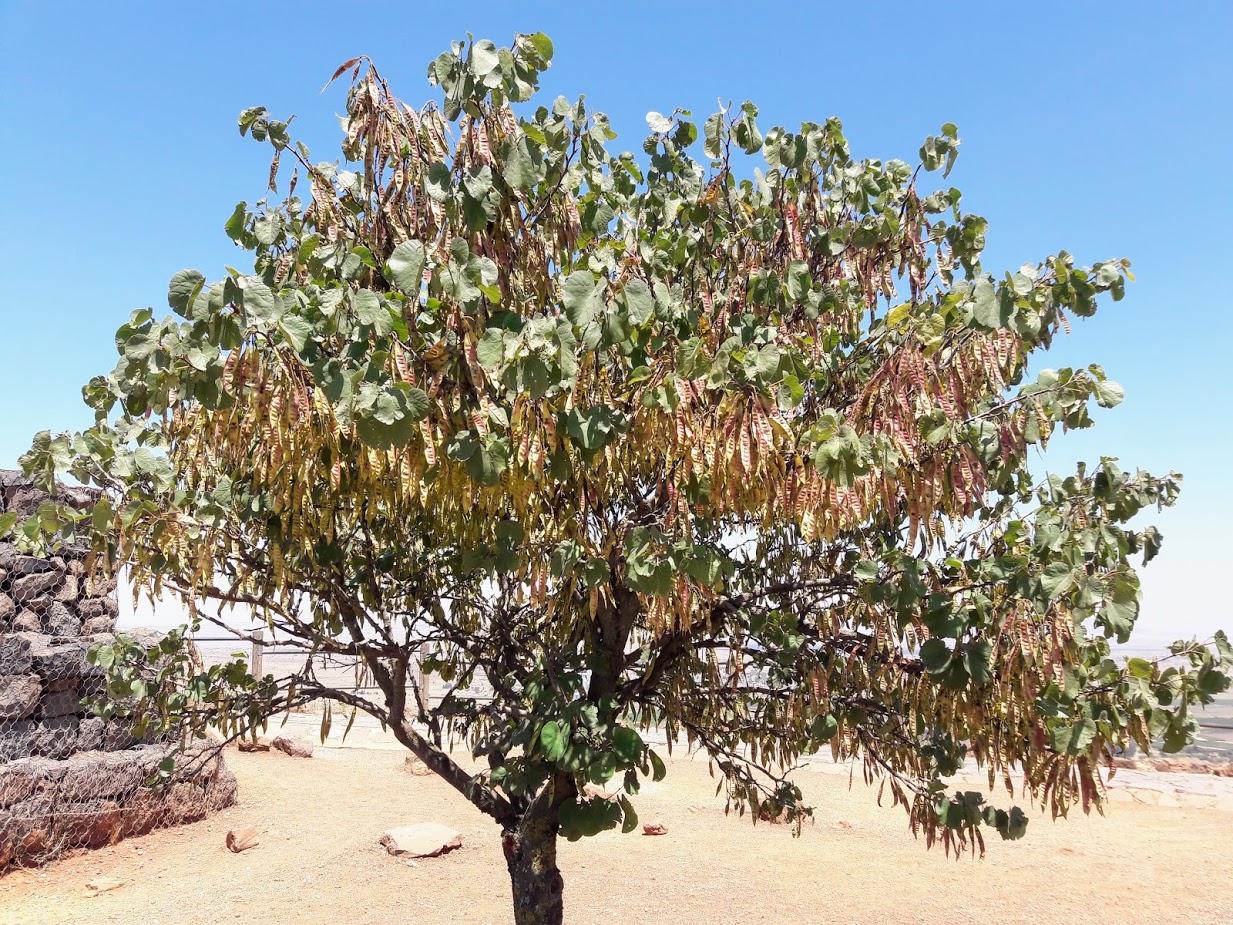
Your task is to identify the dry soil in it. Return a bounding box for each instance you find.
[1,746,1231,925]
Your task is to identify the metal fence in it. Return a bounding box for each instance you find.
[190,632,496,711]
[1,473,236,871]
[189,631,1233,760]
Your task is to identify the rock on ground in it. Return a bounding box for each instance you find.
[226,827,260,853]
[271,735,314,758]
[379,822,463,858]
[402,756,435,776]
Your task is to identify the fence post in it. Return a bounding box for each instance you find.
[412,645,429,714]
[251,628,265,678]
[419,649,430,712]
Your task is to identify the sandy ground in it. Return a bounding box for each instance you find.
[2,741,1232,925]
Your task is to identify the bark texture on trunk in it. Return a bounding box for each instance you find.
[502,808,564,925]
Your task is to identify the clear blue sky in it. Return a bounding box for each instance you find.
[0,1,1229,643]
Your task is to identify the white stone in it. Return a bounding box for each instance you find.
[380,822,462,858]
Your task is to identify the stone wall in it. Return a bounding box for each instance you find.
[0,471,236,870]
[0,744,237,868]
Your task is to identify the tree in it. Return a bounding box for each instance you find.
[16,33,1230,925]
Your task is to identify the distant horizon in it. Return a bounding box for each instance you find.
[115,581,1217,657]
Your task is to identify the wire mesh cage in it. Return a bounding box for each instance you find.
[0,471,236,871]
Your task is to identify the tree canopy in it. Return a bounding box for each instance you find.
[14,32,1230,925]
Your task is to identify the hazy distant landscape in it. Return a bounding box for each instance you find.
[1113,642,1233,761]
[1192,692,1233,760]
[192,638,1233,762]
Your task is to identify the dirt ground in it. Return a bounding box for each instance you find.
[2,745,1231,925]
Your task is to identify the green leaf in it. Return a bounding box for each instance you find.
[854,559,879,581]
[588,751,617,785]
[90,644,115,670]
[562,406,623,453]
[355,385,429,449]
[470,38,501,86]
[810,714,839,741]
[612,725,643,765]
[426,163,451,202]
[703,111,724,158]
[682,547,725,588]
[502,135,540,190]
[1094,379,1125,409]
[476,328,506,372]
[963,640,994,686]
[920,638,953,674]
[253,214,282,246]
[1001,806,1028,840]
[1139,525,1163,564]
[580,557,610,588]
[886,302,912,327]
[1100,574,1140,643]
[675,339,710,379]
[445,431,479,462]
[167,270,205,317]
[526,32,553,60]
[984,805,1028,841]
[465,437,509,486]
[494,520,524,549]
[734,101,762,154]
[461,166,498,230]
[186,344,216,372]
[237,105,267,136]
[386,241,426,293]
[1049,716,1097,755]
[354,289,392,334]
[1214,630,1233,664]
[279,315,314,353]
[317,288,345,317]
[224,202,248,241]
[1041,562,1076,601]
[558,796,621,841]
[745,344,782,384]
[1095,263,1121,287]
[972,279,1003,328]
[240,277,283,325]
[549,540,582,578]
[648,749,667,782]
[621,279,654,327]
[646,111,673,133]
[619,794,639,834]
[539,720,566,763]
[562,271,603,327]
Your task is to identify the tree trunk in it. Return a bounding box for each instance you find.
[502,804,564,925]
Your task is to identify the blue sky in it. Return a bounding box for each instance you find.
[0,1,1229,642]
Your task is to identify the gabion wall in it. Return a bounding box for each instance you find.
[0,470,236,870]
